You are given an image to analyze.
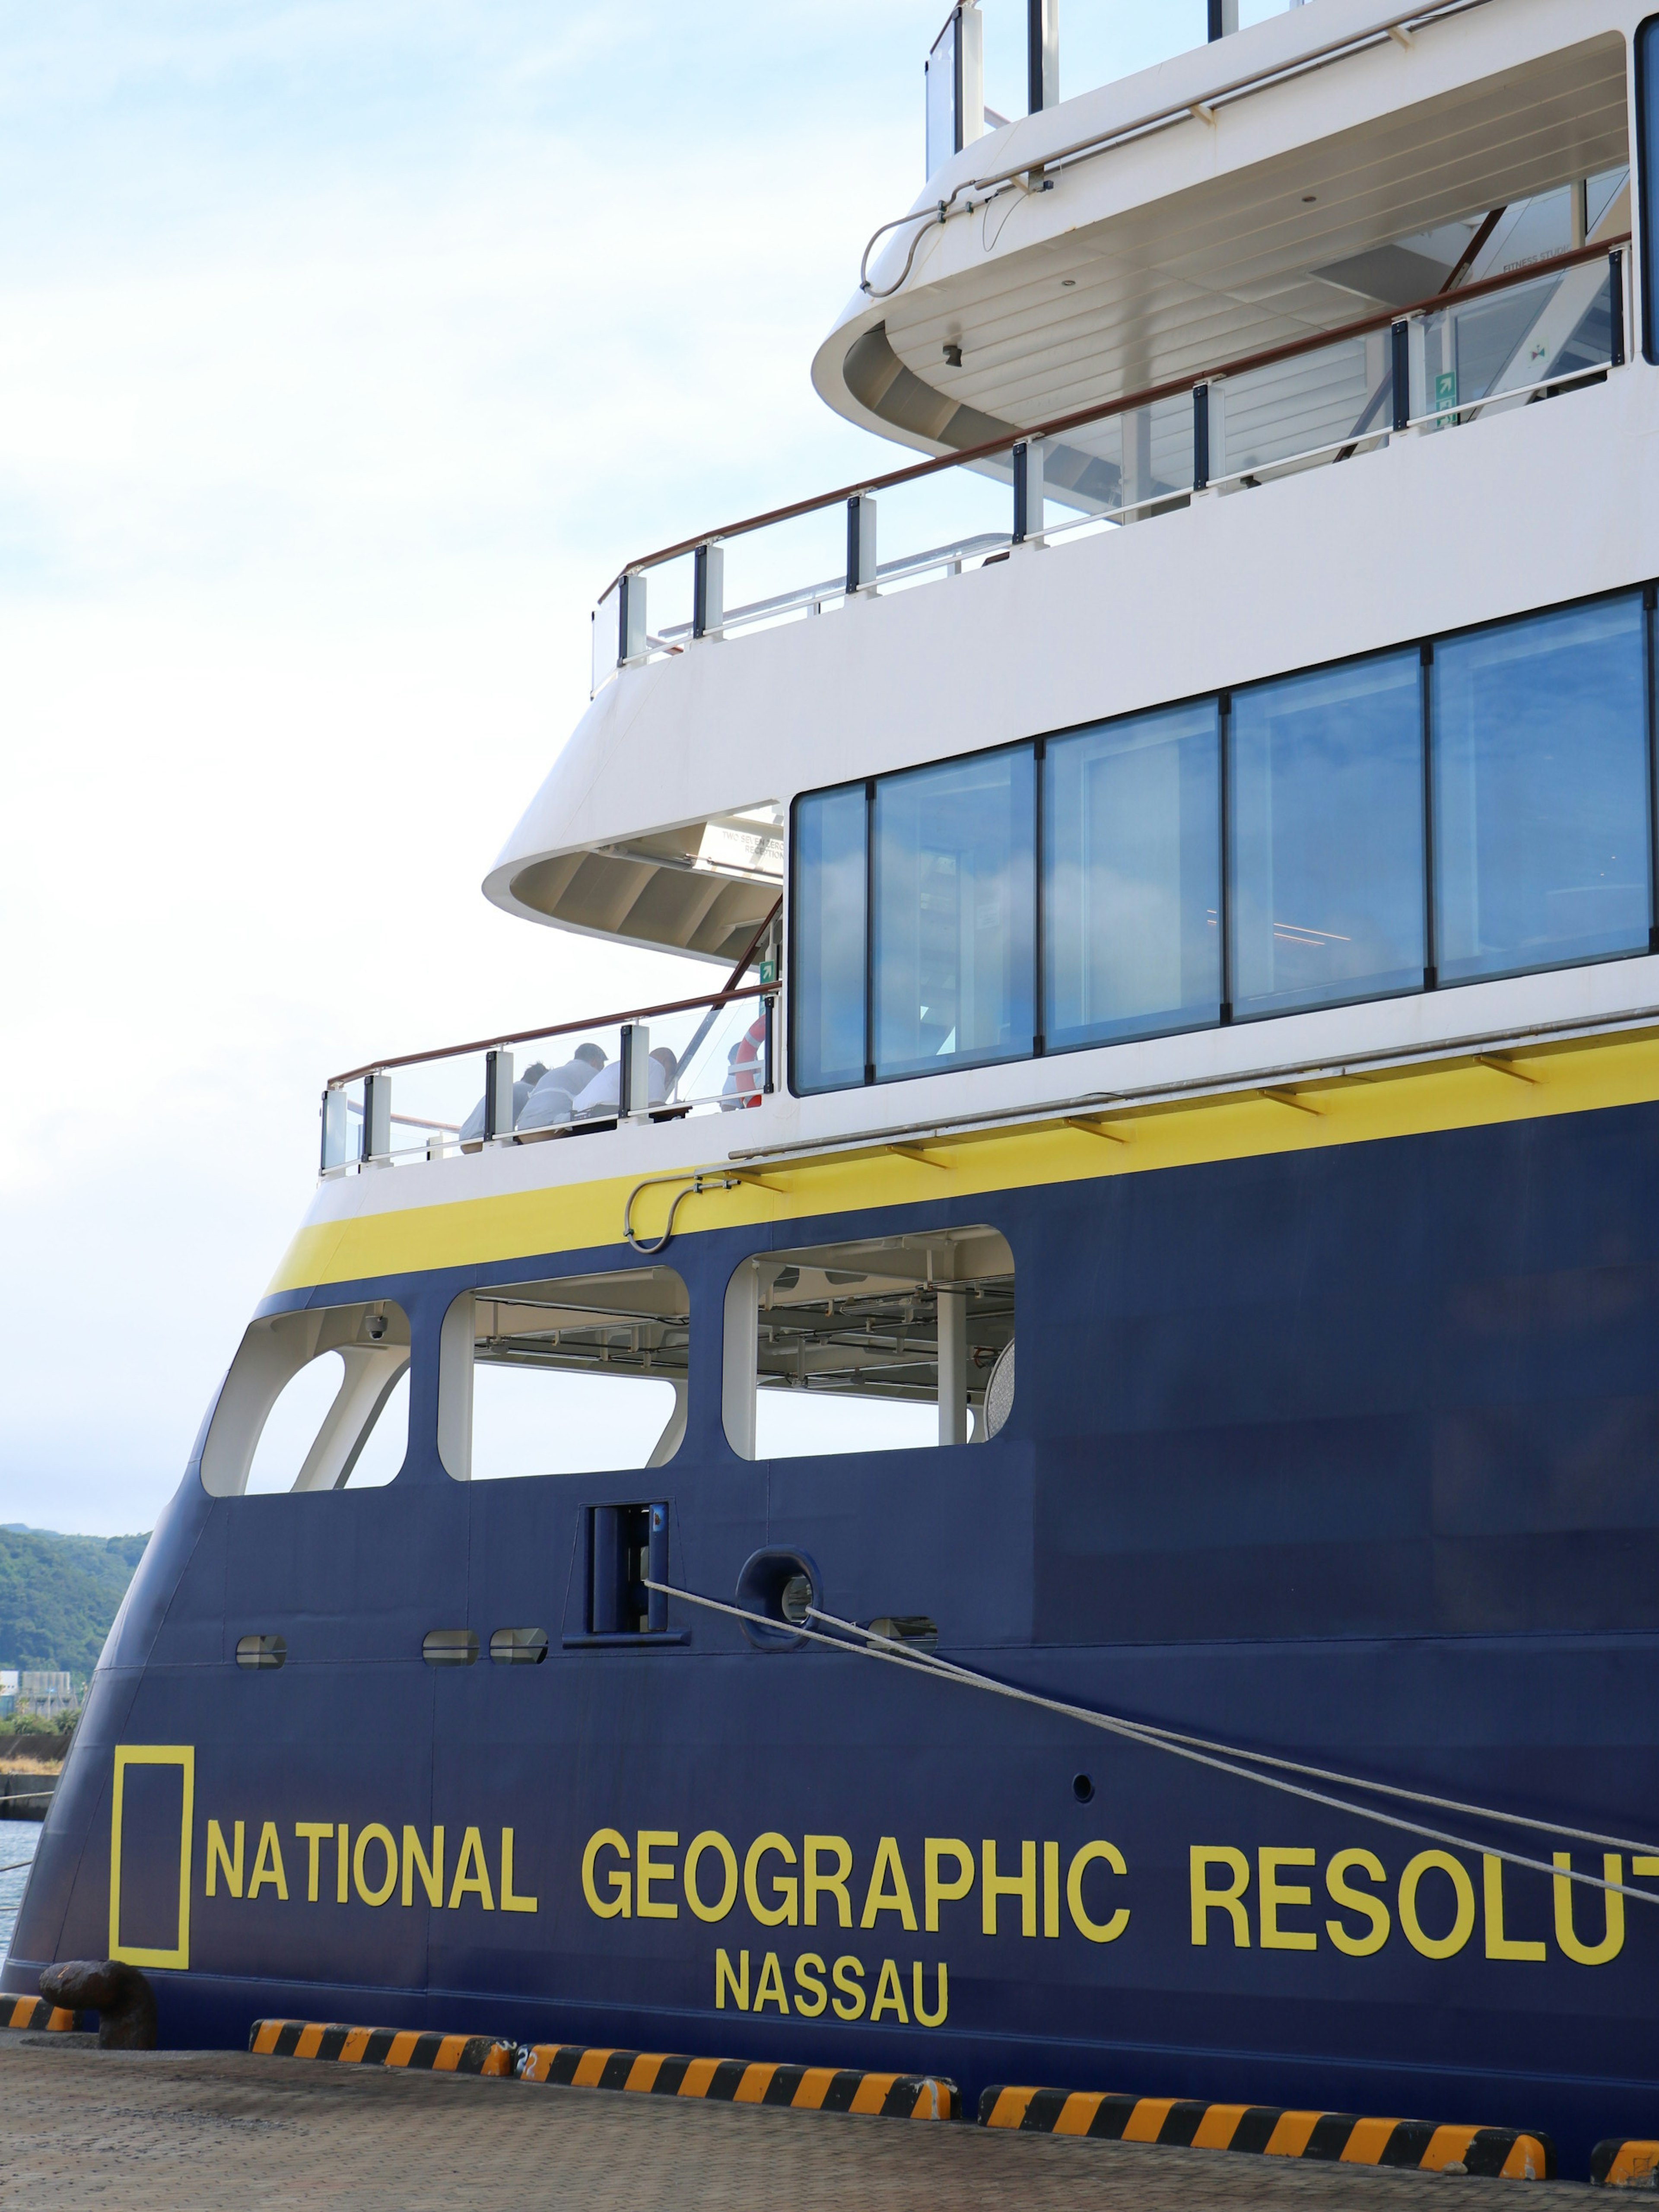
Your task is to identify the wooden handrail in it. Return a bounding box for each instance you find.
[601,235,1630,596]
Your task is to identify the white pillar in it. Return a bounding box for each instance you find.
[648,1378,689,1468]
[938,1288,969,1447]
[437,1292,475,1479]
[723,1260,760,1459]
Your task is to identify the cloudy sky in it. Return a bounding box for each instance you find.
[0,0,1265,1535]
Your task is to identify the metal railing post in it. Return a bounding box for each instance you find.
[362,1072,391,1164]
[619,571,647,663]
[693,542,725,638]
[1013,440,1046,543]
[619,1023,651,1122]
[483,1049,514,1143]
[1192,385,1211,492]
[1027,0,1057,113]
[1611,249,1627,369]
[846,494,878,594]
[1391,320,1411,433]
[763,995,776,1096]
[1208,0,1237,37]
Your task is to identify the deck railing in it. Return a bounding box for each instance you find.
[320,983,778,1176]
[591,239,1630,696]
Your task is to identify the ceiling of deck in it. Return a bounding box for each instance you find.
[846,34,1627,447]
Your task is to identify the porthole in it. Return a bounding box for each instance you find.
[1072,1773,1095,1805]
[422,1629,478,1667]
[489,1627,549,1665]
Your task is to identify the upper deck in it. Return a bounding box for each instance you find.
[286,0,1659,1293]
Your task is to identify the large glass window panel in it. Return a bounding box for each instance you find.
[1230,651,1425,1018]
[1433,596,1650,985]
[1044,702,1220,1048]
[790,782,868,1093]
[873,747,1035,1080]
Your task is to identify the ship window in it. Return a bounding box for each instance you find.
[1432,594,1650,985]
[722,1227,1014,1461]
[438,1267,689,1481]
[791,782,868,1093]
[202,1300,411,1498]
[1230,650,1426,1017]
[1044,701,1220,1048]
[874,747,1035,1079]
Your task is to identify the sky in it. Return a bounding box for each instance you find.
[0,0,1265,1535]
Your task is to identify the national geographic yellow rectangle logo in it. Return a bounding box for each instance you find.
[109,1745,195,1970]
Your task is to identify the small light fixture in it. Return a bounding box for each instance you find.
[943,341,963,367]
[1302,193,1318,203]
[1061,277,1076,288]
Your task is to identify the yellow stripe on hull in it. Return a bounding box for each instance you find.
[269,1031,1659,1295]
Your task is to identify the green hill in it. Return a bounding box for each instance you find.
[0,1526,150,1682]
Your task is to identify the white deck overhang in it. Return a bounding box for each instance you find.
[812,0,1629,452]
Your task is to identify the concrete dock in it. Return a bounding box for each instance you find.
[0,2029,1597,2212]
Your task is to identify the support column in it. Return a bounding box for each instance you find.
[723,1260,760,1459]
[938,1287,969,1447]
[437,1293,475,1479]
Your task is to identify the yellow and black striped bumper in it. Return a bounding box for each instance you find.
[249,2019,514,2075]
[524,2042,957,2119]
[2,1998,80,2032]
[979,2089,1553,2177]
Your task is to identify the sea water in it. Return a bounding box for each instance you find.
[0,1820,41,1962]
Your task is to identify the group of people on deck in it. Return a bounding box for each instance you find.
[459,1040,680,1148]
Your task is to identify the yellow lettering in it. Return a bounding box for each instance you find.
[1484,1855,1545,1962]
[636,1831,678,1920]
[1067,1840,1129,1943]
[207,1820,243,1900]
[581,1828,631,1920]
[860,1837,917,1931]
[337,1823,349,1904]
[248,1821,288,1902]
[296,1822,332,1905]
[1190,1847,1249,1946]
[501,1828,537,1914]
[831,1954,866,2019]
[1554,1853,1624,1966]
[1259,1848,1317,1952]
[803,1836,852,1928]
[912,1960,948,2027]
[753,1950,788,2014]
[1399,1851,1475,1959]
[981,1840,1036,1936]
[715,1947,749,2010]
[685,1831,737,1922]
[1043,1840,1060,1938]
[401,1827,443,1909]
[744,1833,798,1926]
[1325,1849,1389,1956]
[923,1840,974,1933]
[870,1957,909,2022]
[793,1950,828,2016]
[448,1825,495,1912]
[353,1823,397,1908]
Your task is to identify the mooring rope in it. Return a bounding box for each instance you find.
[642,1577,1659,1905]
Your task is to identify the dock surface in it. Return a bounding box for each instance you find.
[0,2031,1597,2211]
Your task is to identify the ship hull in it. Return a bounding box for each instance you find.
[10,1093,1659,2175]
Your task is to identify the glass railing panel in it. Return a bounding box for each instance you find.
[1219,330,1389,480]
[717,504,850,639]
[1419,259,1616,426]
[862,459,1011,591]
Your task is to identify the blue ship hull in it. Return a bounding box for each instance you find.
[10,1097,1659,2176]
